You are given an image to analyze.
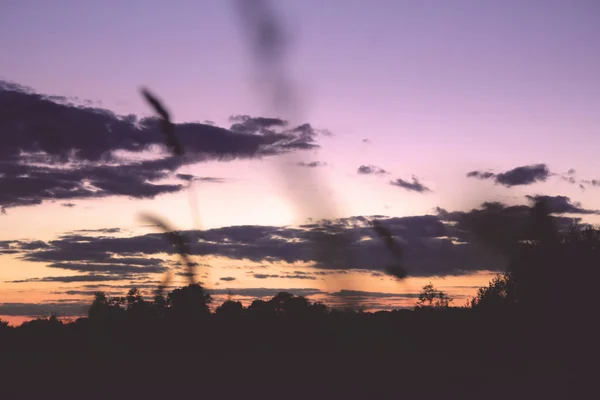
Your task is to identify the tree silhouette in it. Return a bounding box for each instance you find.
[248,299,276,319]
[166,283,212,321]
[124,288,157,322]
[469,273,516,310]
[415,283,453,308]
[88,291,126,322]
[269,291,295,315]
[215,300,245,319]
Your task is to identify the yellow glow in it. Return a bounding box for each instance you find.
[255,196,296,227]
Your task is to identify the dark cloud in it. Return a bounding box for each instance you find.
[557,169,579,185]
[15,240,49,250]
[61,203,76,208]
[80,283,173,291]
[10,195,591,282]
[219,277,237,282]
[0,249,19,255]
[525,195,600,215]
[466,171,495,180]
[22,248,114,263]
[390,176,431,193]
[0,80,323,210]
[71,228,121,234]
[357,165,387,175]
[297,161,326,168]
[229,115,287,134]
[0,240,18,254]
[227,115,326,151]
[175,174,225,183]
[209,288,322,298]
[436,200,582,256]
[467,164,550,187]
[253,274,280,279]
[497,164,551,186]
[329,290,421,299]
[14,250,167,283]
[45,261,166,275]
[9,275,126,283]
[313,271,345,276]
[53,289,124,297]
[9,214,492,279]
[581,179,600,187]
[1,240,50,253]
[0,81,319,162]
[0,157,186,210]
[283,274,317,280]
[176,271,197,278]
[0,302,89,317]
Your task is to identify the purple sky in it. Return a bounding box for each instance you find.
[1,0,599,322]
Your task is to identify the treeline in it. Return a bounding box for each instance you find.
[0,284,517,354]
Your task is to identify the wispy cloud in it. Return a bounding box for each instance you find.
[357,165,388,175]
[297,161,327,168]
[390,176,431,193]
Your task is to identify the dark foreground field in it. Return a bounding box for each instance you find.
[1,319,583,400]
[0,350,576,399]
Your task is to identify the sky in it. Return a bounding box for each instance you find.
[1,0,599,324]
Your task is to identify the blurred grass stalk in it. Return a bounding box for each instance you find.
[139,88,206,296]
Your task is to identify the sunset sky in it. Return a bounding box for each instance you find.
[1,0,599,324]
